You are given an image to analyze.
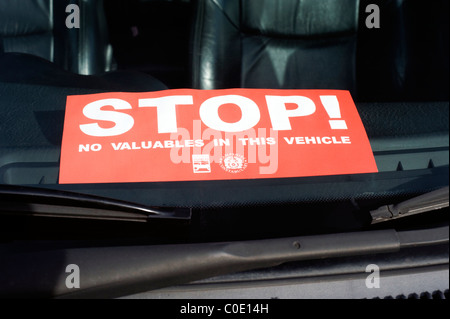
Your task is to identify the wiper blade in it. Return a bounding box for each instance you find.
[370,186,449,224]
[0,185,191,222]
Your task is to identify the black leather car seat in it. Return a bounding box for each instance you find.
[191,0,360,94]
[0,0,113,75]
[0,0,167,92]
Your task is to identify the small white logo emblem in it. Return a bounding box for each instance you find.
[192,154,211,173]
[220,153,247,173]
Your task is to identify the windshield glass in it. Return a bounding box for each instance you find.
[0,0,448,241]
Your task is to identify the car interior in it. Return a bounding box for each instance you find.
[0,0,448,299]
[0,0,447,94]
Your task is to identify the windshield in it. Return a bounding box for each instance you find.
[0,0,448,243]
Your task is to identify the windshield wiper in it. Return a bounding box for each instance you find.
[0,225,447,298]
[370,186,449,224]
[0,185,191,222]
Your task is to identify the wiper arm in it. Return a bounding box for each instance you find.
[0,225,447,298]
[370,186,449,224]
[0,185,191,222]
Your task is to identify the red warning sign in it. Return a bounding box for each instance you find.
[59,89,378,184]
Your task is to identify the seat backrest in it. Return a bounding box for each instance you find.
[191,0,360,93]
[0,0,54,61]
[0,0,113,75]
